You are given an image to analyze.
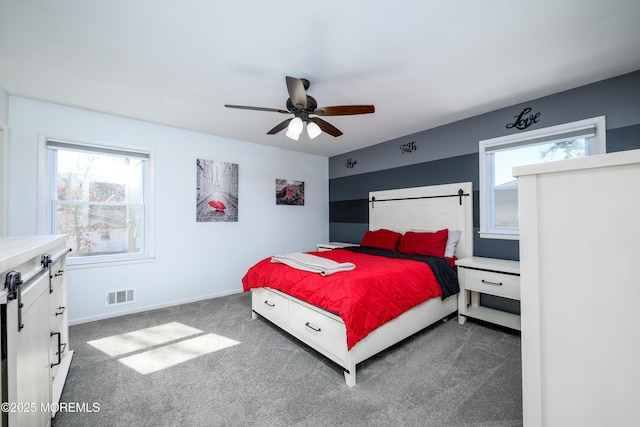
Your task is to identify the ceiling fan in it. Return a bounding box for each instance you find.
[225,76,375,140]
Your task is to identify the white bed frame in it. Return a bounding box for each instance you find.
[251,182,473,386]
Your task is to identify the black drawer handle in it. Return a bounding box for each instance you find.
[305,322,321,332]
[264,300,275,307]
[50,332,66,367]
[55,306,67,316]
[481,279,503,286]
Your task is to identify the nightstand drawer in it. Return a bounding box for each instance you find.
[462,268,520,300]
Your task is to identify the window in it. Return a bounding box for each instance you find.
[479,116,606,240]
[42,139,153,265]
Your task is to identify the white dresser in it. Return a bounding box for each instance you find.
[514,149,640,427]
[1,235,73,426]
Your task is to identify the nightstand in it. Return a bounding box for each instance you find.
[456,256,520,330]
[316,242,359,252]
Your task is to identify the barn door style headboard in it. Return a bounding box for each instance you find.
[368,182,473,259]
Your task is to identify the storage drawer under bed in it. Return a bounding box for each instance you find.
[288,299,347,361]
[251,287,289,328]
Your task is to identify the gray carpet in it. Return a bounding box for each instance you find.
[52,292,522,427]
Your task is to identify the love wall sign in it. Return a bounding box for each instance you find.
[506,107,540,130]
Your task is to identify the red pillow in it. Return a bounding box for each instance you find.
[398,229,449,257]
[360,229,402,250]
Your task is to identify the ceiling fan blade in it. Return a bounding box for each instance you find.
[314,105,375,116]
[225,104,289,114]
[285,76,307,109]
[310,117,343,137]
[267,118,292,135]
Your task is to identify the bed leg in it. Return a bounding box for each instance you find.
[344,369,356,387]
[344,356,357,387]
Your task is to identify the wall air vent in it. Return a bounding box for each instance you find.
[106,289,135,306]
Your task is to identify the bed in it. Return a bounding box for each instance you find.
[242,182,473,386]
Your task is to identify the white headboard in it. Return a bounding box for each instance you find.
[369,182,473,259]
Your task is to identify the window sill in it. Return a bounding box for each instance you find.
[479,231,520,241]
[67,256,155,269]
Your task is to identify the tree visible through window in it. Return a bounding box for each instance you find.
[47,140,150,263]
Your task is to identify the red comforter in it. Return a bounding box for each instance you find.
[242,249,446,350]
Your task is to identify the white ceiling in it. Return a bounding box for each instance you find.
[1,1,639,157]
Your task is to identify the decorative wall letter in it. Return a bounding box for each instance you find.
[506,107,541,130]
[400,141,417,154]
[345,158,357,168]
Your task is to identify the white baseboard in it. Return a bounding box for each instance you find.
[68,289,243,326]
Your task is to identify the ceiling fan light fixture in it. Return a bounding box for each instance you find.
[225,76,375,139]
[288,117,303,133]
[306,121,322,139]
[286,117,303,140]
[285,127,300,140]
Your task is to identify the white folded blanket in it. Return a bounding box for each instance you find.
[270,252,355,276]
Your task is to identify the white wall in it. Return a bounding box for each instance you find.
[0,88,7,122]
[7,96,329,324]
[0,86,8,236]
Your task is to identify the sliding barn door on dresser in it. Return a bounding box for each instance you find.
[1,235,73,427]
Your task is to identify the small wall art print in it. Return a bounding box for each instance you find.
[196,159,239,222]
[275,179,304,206]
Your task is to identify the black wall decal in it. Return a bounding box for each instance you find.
[506,107,540,130]
[345,158,357,168]
[400,141,417,154]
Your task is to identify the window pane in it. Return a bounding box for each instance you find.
[493,180,519,229]
[492,138,588,229]
[54,203,143,257]
[493,138,587,186]
[56,150,143,203]
[51,146,147,261]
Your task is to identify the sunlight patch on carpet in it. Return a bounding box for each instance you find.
[87,322,241,373]
[88,322,203,357]
[118,333,240,374]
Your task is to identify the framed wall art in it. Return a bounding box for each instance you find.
[196,159,239,222]
[275,179,304,206]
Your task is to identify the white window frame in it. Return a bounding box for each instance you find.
[37,136,155,267]
[479,116,606,240]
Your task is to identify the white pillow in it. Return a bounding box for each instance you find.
[444,230,462,258]
[410,229,462,258]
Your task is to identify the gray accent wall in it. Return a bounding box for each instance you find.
[329,70,640,257]
[330,70,640,180]
[329,70,640,316]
